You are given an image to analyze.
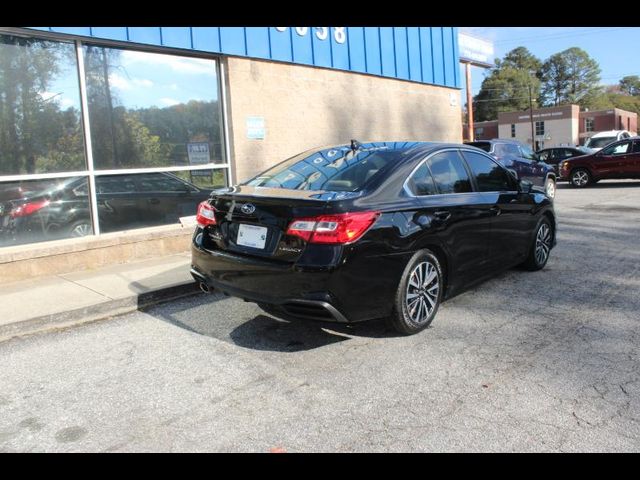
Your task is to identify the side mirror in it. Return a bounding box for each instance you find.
[518,179,533,194]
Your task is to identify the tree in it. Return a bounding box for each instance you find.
[540,47,601,107]
[473,47,542,122]
[619,75,640,96]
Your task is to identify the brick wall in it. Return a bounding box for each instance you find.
[224,57,462,183]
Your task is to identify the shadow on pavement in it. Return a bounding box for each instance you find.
[143,287,401,352]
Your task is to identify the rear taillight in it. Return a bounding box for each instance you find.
[286,211,380,245]
[196,201,217,227]
[10,200,50,218]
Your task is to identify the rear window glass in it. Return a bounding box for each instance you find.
[466,142,491,152]
[245,146,403,192]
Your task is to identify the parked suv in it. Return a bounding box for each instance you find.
[536,146,594,179]
[583,130,632,151]
[464,139,557,199]
[560,136,640,187]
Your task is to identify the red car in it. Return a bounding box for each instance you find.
[560,136,640,187]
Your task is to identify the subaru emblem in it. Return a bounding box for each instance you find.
[241,203,256,215]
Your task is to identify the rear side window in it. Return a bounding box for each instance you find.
[406,162,437,196]
[426,151,472,194]
[632,141,640,153]
[461,151,513,192]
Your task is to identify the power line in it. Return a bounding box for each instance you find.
[492,27,635,46]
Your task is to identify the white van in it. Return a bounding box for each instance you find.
[584,130,632,151]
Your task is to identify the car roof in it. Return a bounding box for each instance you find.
[323,141,480,156]
[590,130,629,137]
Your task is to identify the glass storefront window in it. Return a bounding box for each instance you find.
[94,171,226,234]
[0,29,230,249]
[0,177,92,247]
[82,45,225,170]
[0,35,86,175]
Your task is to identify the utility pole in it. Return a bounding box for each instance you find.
[528,83,535,150]
[465,62,474,141]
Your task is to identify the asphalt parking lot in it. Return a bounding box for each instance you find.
[1,180,639,452]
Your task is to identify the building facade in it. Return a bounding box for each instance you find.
[0,27,462,282]
[464,104,638,150]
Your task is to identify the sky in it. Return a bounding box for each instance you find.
[459,27,640,102]
[44,48,219,112]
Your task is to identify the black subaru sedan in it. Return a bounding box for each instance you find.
[191,141,556,335]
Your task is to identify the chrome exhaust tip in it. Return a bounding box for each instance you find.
[199,282,210,294]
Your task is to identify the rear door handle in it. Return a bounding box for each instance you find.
[148,198,160,205]
[433,211,451,221]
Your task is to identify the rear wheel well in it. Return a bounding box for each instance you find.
[542,211,556,237]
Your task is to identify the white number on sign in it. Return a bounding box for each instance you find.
[273,27,347,43]
[315,27,328,41]
[333,27,346,44]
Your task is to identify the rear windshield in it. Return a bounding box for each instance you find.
[245,147,403,192]
[586,136,616,149]
[466,142,492,152]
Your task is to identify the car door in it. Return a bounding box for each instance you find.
[627,139,640,176]
[407,149,493,285]
[460,149,535,268]
[94,175,140,233]
[594,140,632,179]
[135,172,204,226]
[518,143,546,186]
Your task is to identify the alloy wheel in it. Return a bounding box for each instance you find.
[71,223,91,237]
[546,179,556,198]
[535,223,551,266]
[405,261,439,325]
[572,170,589,187]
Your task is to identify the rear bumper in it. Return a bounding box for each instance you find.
[191,232,409,323]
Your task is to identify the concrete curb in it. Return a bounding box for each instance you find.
[0,281,200,343]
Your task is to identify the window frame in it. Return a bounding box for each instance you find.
[459,148,517,193]
[535,121,545,136]
[585,117,594,132]
[0,27,231,240]
[403,147,516,197]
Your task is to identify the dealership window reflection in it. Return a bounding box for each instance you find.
[0,35,86,176]
[0,177,92,247]
[82,45,225,170]
[94,171,225,234]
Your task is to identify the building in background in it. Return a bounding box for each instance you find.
[463,104,637,150]
[0,26,462,282]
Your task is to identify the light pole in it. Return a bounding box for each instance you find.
[528,83,535,150]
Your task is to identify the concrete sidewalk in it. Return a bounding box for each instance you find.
[0,253,199,342]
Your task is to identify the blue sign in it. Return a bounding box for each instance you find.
[29,27,461,89]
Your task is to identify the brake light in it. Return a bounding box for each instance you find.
[196,201,217,227]
[10,200,50,218]
[286,211,380,244]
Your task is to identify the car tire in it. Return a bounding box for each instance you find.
[545,177,556,199]
[386,249,443,335]
[570,168,591,188]
[68,220,93,237]
[522,218,553,271]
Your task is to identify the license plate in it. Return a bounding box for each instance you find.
[236,224,268,249]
